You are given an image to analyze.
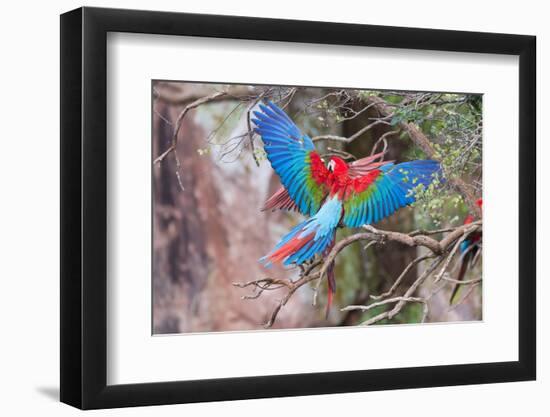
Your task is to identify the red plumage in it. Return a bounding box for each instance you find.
[264,233,315,265]
[310,152,331,185]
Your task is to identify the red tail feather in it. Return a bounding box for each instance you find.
[326,289,333,319]
[265,233,314,265]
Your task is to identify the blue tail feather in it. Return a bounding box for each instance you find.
[260,197,343,267]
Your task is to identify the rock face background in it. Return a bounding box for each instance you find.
[152,86,318,334]
[152,82,482,334]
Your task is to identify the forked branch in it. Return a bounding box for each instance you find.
[234,221,481,327]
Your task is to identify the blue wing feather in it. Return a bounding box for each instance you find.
[343,160,442,227]
[252,101,327,216]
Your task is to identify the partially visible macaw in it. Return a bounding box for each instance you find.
[449,198,483,304]
[252,101,443,314]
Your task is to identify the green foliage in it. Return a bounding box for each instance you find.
[357,90,380,100]
[355,91,482,226]
[390,107,424,126]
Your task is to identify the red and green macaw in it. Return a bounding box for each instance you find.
[450,198,483,304]
[252,101,443,313]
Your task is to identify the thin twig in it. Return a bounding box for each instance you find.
[342,296,426,313]
[154,91,228,165]
[370,130,398,156]
[370,254,435,300]
[312,119,389,143]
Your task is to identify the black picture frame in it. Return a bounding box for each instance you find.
[60,6,536,410]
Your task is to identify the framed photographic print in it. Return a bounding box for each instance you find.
[60,6,536,409]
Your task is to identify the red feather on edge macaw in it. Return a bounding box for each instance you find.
[449,198,483,304]
[252,101,444,318]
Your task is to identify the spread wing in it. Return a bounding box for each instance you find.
[252,101,329,216]
[343,160,442,227]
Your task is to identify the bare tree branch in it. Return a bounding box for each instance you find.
[358,256,443,325]
[154,91,230,165]
[342,296,427,313]
[234,220,481,327]
[370,130,398,156]
[370,254,435,300]
[234,272,321,328]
